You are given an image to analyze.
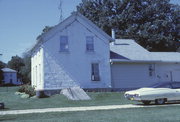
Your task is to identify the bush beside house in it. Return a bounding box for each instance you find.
[18,85,36,97]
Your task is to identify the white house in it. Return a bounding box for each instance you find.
[31,12,113,94]
[1,68,21,85]
[110,39,180,90]
[31,12,180,94]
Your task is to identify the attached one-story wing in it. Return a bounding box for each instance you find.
[110,39,180,91]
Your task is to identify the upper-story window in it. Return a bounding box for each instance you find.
[60,36,69,52]
[86,36,94,52]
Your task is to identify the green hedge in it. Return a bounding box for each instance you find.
[18,85,36,97]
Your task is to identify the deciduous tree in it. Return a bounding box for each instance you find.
[77,0,180,51]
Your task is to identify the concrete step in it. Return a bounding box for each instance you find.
[61,87,91,100]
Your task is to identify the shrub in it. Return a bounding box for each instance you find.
[18,85,36,97]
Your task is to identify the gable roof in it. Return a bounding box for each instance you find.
[1,68,17,73]
[110,39,180,63]
[150,52,180,62]
[31,12,113,53]
[110,39,150,61]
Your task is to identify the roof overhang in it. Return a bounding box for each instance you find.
[110,59,180,64]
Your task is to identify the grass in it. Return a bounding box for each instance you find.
[1,106,180,122]
[1,87,180,122]
[0,86,134,110]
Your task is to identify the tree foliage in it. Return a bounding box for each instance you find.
[0,61,6,84]
[0,69,3,84]
[20,51,31,84]
[7,53,31,84]
[8,55,24,73]
[77,0,180,51]
[0,61,6,69]
[8,55,25,84]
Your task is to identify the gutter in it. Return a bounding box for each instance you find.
[110,59,180,64]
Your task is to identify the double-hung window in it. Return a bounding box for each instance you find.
[86,36,94,52]
[60,36,69,52]
[91,63,100,81]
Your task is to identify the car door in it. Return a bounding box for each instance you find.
[170,83,180,100]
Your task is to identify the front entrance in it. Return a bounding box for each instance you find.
[172,70,180,82]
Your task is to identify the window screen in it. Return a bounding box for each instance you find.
[86,36,94,51]
[91,63,100,81]
[60,36,69,52]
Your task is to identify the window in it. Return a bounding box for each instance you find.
[86,36,94,51]
[39,64,41,83]
[171,83,180,89]
[91,63,100,81]
[10,79,13,84]
[60,36,69,52]
[149,64,155,76]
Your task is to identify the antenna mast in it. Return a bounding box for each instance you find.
[58,0,63,22]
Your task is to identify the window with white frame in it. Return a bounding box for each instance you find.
[86,36,94,52]
[60,36,69,52]
[91,63,100,81]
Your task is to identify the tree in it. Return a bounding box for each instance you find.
[0,61,6,69]
[8,55,25,83]
[8,55,24,73]
[77,0,180,51]
[36,26,53,40]
[0,69,3,84]
[7,53,32,84]
[0,61,6,84]
[20,51,31,84]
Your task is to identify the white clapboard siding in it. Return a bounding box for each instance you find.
[155,63,180,82]
[31,12,112,91]
[111,63,155,89]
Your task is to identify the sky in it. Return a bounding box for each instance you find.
[0,0,81,63]
[0,0,179,63]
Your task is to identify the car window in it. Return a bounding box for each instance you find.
[149,83,172,88]
[158,84,172,88]
[171,83,180,89]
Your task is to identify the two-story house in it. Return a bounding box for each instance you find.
[31,12,113,94]
[31,12,180,95]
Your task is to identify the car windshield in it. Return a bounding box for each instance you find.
[149,82,172,88]
[171,83,180,89]
[149,82,180,89]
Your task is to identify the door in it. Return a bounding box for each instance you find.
[172,71,180,82]
[111,63,155,89]
[170,82,180,100]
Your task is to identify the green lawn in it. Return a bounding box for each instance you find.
[1,106,180,122]
[1,87,180,122]
[0,86,134,110]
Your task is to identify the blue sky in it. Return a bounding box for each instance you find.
[0,0,179,63]
[0,0,81,63]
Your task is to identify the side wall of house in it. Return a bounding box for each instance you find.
[155,63,180,82]
[42,20,111,90]
[31,47,44,90]
[111,63,156,90]
[3,72,17,84]
[111,62,180,90]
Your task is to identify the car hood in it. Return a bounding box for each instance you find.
[125,88,169,95]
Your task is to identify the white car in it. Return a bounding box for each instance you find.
[124,82,180,105]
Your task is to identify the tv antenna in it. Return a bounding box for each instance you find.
[58,0,63,22]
